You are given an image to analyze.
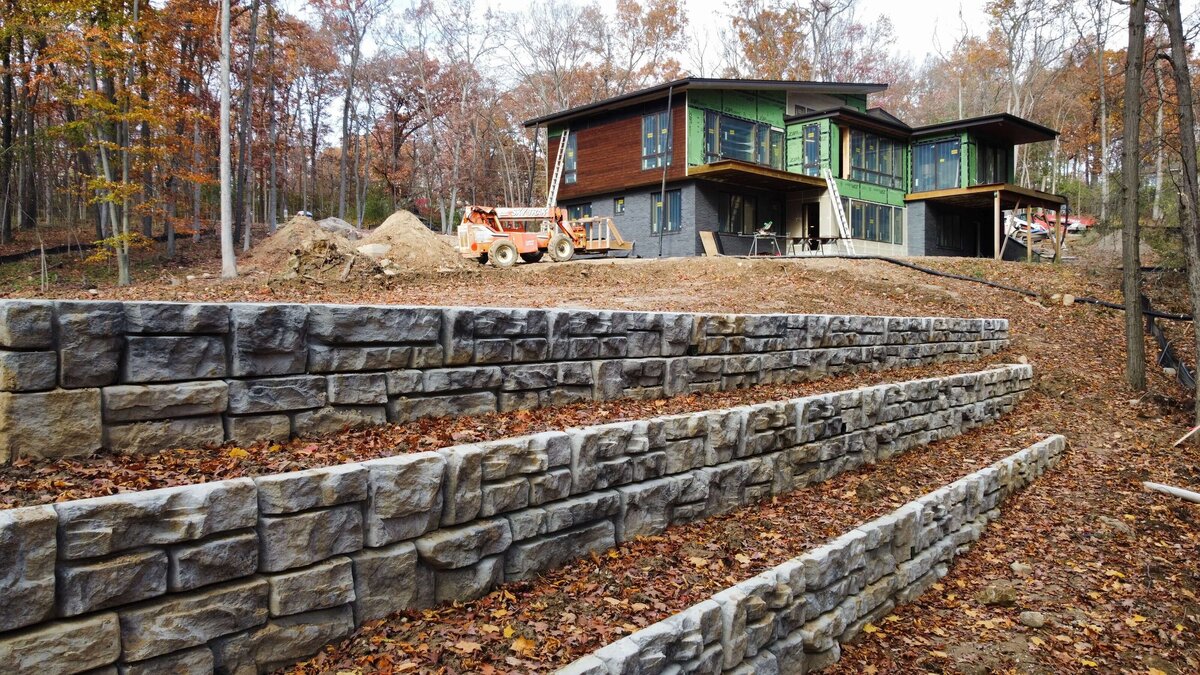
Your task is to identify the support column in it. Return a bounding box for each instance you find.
[993,191,1001,260]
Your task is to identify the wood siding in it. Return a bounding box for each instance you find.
[550,97,688,201]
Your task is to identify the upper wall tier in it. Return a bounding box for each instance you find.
[0,301,1009,461]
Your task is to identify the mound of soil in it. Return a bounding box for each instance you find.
[242,215,354,270]
[356,210,464,272]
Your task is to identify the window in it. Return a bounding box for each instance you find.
[848,129,904,189]
[937,211,965,250]
[642,111,672,170]
[613,197,625,215]
[563,132,577,184]
[802,124,821,176]
[913,138,961,192]
[842,198,905,244]
[976,142,1009,185]
[703,110,784,170]
[719,194,759,235]
[566,203,592,220]
[651,190,681,233]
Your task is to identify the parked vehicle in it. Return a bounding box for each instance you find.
[1007,217,1049,241]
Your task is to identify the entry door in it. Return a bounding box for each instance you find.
[805,202,821,239]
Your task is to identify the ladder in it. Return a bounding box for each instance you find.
[822,167,857,255]
[545,128,570,214]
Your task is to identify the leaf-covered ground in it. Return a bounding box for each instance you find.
[4,244,1199,673]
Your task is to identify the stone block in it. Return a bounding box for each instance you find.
[529,468,573,506]
[0,350,57,392]
[57,549,168,616]
[106,415,226,454]
[499,364,556,391]
[435,555,504,604]
[229,304,308,377]
[258,503,363,572]
[102,381,228,423]
[326,373,388,405]
[504,520,615,581]
[388,391,497,423]
[122,336,227,383]
[480,477,530,516]
[616,474,690,541]
[439,445,485,526]
[225,414,292,443]
[55,478,257,560]
[0,612,120,675]
[123,302,229,335]
[0,300,53,348]
[256,464,368,515]
[362,452,445,546]
[384,369,423,395]
[415,518,512,569]
[0,388,102,461]
[57,301,124,388]
[542,491,621,534]
[479,436,551,481]
[294,405,387,437]
[211,605,355,674]
[117,578,269,662]
[267,556,355,617]
[350,542,433,623]
[227,375,326,414]
[0,505,57,632]
[422,366,503,392]
[307,305,441,343]
[308,344,412,373]
[167,530,259,592]
[117,646,213,675]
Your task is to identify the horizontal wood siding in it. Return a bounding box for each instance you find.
[551,97,688,201]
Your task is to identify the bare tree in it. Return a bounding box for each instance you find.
[220,0,237,277]
[1121,0,1146,391]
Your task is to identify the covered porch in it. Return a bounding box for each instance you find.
[905,183,1067,259]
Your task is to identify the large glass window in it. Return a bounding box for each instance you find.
[566,203,591,220]
[913,138,961,192]
[564,133,577,184]
[842,198,904,244]
[976,142,1009,185]
[651,189,682,233]
[703,110,784,170]
[642,111,672,170]
[848,129,904,189]
[801,124,821,176]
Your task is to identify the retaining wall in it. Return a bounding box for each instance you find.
[0,300,1009,462]
[558,434,1067,675]
[0,364,1030,674]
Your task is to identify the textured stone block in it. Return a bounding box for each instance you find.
[308,344,412,373]
[117,578,269,662]
[0,612,121,675]
[256,464,368,515]
[267,556,355,617]
[326,373,388,405]
[123,302,229,335]
[293,405,386,436]
[480,477,530,517]
[122,336,227,383]
[117,645,213,675]
[415,518,512,569]
[363,452,445,546]
[0,505,57,632]
[307,305,441,343]
[225,414,292,443]
[58,301,124,388]
[58,549,168,616]
[389,391,497,422]
[350,542,433,623]
[0,388,103,461]
[0,300,53,348]
[422,366,503,392]
[440,445,485,526]
[504,520,614,581]
[435,555,504,604]
[105,415,225,454]
[55,478,257,560]
[167,530,259,592]
[212,605,355,674]
[102,382,228,423]
[0,350,57,392]
[258,503,363,572]
[230,304,308,376]
[227,375,326,414]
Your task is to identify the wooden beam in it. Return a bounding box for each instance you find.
[993,191,1001,260]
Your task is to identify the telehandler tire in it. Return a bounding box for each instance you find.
[489,241,518,268]
[549,235,575,262]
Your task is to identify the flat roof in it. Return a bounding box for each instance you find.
[912,113,1058,145]
[785,106,912,137]
[522,78,889,128]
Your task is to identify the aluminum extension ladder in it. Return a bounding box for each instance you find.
[545,129,570,213]
[822,167,857,255]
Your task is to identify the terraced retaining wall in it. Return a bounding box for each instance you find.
[0,300,1009,462]
[0,364,1030,674]
[558,435,1067,675]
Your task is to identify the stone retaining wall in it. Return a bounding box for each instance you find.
[0,365,1030,674]
[0,300,1009,461]
[558,434,1067,675]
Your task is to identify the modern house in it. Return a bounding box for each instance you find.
[522,78,1066,258]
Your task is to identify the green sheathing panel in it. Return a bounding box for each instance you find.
[690,90,787,127]
[687,102,707,167]
[757,91,786,127]
[785,124,806,174]
[785,118,836,175]
[835,179,906,207]
[842,94,868,112]
[548,124,566,140]
[723,91,758,118]
[961,132,974,187]
[829,123,842,177]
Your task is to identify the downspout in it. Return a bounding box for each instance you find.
[657,85,674,258]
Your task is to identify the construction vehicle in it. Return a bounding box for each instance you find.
[457,129,634,267]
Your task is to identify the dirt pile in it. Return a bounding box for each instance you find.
[355,210,464,272]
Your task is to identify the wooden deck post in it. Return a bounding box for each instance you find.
[1026,205,1033,263]
[993,191,1001,260]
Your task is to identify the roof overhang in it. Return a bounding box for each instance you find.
[523,78,889,129]
[912,114,1058,145]
[689,160,828,192]
[906,183,1067,210]
[784,106,912,137]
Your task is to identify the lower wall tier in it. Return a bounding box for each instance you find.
[0,365,1031,674]
[558,435,1067,675]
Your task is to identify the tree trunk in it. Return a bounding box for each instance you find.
[1152,52,1166,222]
[1097,20,1110,223]
[1121,0,1147,391]
[232,0,261,246]
[265,5,278,234]
[219,0,237,277]
[1,23,13,245]
[338,44,361,221]
[1161,0,1200,423]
